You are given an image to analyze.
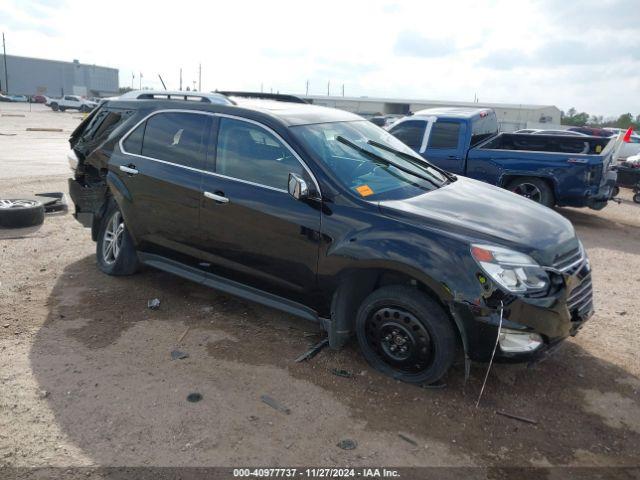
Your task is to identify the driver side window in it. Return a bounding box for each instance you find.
[216,118,303,190]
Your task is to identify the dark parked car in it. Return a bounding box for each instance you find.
[567,126,616,138]
[67,92,593,384]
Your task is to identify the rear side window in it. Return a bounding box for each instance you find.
[139,112,210,170]
[428,122,460,149]
[471,113,498,146]
[123,122,144,155]
[75,107,133,150]
[216,117,303,190]
[389,120,426,149]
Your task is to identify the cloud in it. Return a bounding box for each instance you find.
[536,0,640,31]
[0,6,61,37]
[480,38,640,70]
[393,31,457,58]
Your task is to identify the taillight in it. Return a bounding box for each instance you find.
[623,127,634,143]
[586,165,601,185]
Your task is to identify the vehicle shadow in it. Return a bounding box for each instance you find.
[29,255,640,467]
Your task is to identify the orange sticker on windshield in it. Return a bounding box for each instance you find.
[356,185,374,197]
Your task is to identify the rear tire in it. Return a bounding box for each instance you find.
[634,193,640,204]
[51,103,59,111]
[355,285,457,385]
[96,201,139,276]
[506,177,555,208]
[80,105,90,113]
[612,186,620,197]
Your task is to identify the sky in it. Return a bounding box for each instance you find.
[0,0,638,117]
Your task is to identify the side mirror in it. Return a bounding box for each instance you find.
[288,173,309,200]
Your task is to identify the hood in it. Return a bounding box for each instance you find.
[378,177,577,265]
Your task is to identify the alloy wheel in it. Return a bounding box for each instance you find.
[0,199,39,209]
[512,182,542,202]
[102,211,125,265]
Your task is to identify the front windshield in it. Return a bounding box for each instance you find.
[291,120,447,200]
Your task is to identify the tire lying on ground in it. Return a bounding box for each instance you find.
[0,199,45,228]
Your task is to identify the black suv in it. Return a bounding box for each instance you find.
[68,91,594,384]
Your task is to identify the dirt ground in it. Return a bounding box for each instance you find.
[1,106,639,472]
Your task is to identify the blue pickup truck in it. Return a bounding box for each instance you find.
[388,107,620,209]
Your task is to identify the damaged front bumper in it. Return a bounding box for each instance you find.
[451,261,594,362]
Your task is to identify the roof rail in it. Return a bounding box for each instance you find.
[217,91,308,104]
[118,90,233,105]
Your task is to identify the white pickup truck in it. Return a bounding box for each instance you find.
[49,95,98,113]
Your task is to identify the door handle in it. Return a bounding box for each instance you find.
[119,165,138,175]
[447,155,461,160]
[204,191,230,203]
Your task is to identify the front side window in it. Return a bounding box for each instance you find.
[216,118,303,190]
[428,122,460,149]
[140,112,209,170]
[389,120,426,149]
[292,120,447,201]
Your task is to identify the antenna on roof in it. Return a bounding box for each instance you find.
[158,74,167,91]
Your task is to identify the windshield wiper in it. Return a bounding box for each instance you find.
[336,136,440,188]
[367,140,457,183]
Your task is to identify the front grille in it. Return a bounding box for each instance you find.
[567,272,593,317]
[552,246,584,275]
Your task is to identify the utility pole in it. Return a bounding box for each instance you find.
[198,63,201,91]
[179,68,182,91]
[327,80,330,96]
[260,82,263,93]
[2,32,8,94]
[305,80,309,96]
[139,72,142,90]
[342,84,344,97]
[131,72,134,89]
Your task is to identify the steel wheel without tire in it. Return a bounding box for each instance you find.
[365,307,434,374]
[356,285,457,385]
[96,202,139,276]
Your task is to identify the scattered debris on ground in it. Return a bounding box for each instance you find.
[495,410,538,425]
[170,350,189,360]
[260,394,291,415]
[337,439,357,450]
[294,338,329,363]
[177,327,191,343]
[147,298,161,310]
[398,433,418,447]
[186,393,202,403]
[331,368,355,378]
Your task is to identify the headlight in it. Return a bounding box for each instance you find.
[471,244,549,293]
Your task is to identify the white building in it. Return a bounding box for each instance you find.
[301,95,561,132]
